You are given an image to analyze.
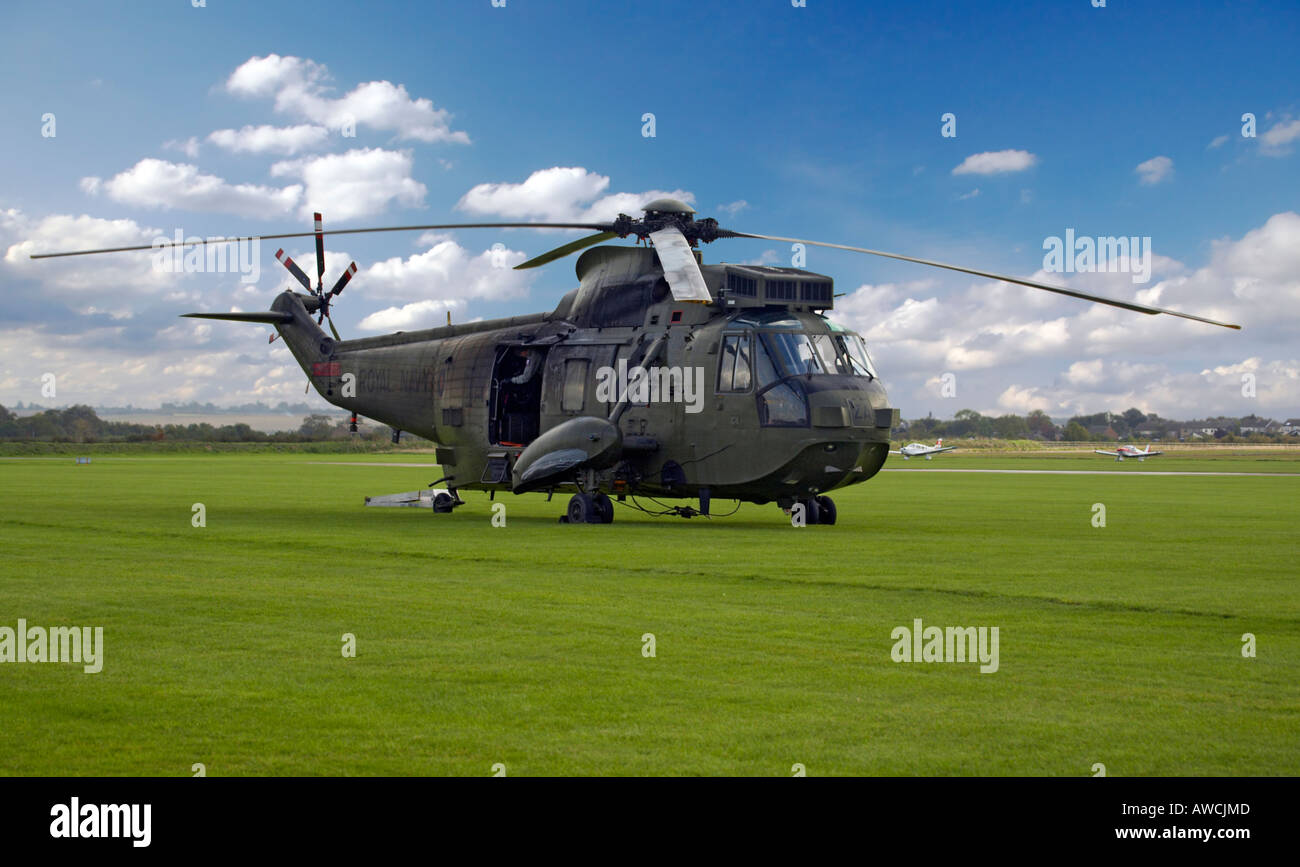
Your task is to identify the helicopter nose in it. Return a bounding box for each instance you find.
[806,390,894,431]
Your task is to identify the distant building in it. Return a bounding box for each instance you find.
[1282,419,1300,436]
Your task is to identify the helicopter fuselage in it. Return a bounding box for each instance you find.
[275,246,897,510]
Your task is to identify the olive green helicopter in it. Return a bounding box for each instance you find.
[33,199,1238,524]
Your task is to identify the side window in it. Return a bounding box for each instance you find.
[717,333,753,393]
[718,335,738,392]
[562,358,588,412]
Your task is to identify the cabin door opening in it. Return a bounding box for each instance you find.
[491,344,546,446]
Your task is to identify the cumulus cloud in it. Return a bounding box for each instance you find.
[831,212,1299,417]
[163,136,200,159]
[951,150,1037,176]
[1135,155,1174,185]
[357,234,532,310]
[207,124,330,155]
[1,208,176,297]
[270,147,426,220]
[1259,118,1300,156]
[357,299,462,331]
[81,158,301,218]
[457,167,693,223]
[224,54,469,144]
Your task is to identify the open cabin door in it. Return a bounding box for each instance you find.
[490,343,548,447]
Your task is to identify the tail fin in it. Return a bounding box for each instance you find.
[936,438,943,447]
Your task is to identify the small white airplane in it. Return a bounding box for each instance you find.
[890,438,957,460]
[1094,444,1163,462]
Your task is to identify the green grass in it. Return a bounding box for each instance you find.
[0,452,1296,776]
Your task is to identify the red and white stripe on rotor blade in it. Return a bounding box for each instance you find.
[330,262,358,296]
[313,212,326,288]
[275,248,312,291]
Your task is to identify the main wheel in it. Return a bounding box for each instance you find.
[567,493,595,524]
[814,495,837,525]
[801,497,820,525]
[432,492,455,513]
[592,493,614,524]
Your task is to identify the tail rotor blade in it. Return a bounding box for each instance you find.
[275,249,312,291]
[330,262,358,296]
[313,212,326,289]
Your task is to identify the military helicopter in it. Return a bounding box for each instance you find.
[33,199,1238,525]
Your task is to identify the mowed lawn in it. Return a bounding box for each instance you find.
[0,452,1296,776]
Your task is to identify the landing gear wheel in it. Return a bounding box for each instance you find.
[592,493,615,524]
[566,493,596,524]
[802,497,820,525]
[432,492,456,513]
[814,495,837,525]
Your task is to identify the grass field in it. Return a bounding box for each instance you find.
[1,450,1296,776]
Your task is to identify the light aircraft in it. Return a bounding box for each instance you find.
[890,439,957,460]
[1094,444,1163,462]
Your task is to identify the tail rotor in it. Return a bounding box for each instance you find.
[275,212,358,341]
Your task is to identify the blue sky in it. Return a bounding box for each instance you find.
[2,0,1298,419]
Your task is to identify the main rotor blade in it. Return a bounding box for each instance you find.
[728,231,1241,329]
[275,249,312,291]
[181,311,293,324]
[330,262,358,296]
[313,212,326,288]
[326,313,341,341]
[649,227,712,303]
[29,222,613,259]
[514,232,617,270]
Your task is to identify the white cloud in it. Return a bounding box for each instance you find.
[1135,155,1174,186]
[270,148,425,220]
[357,299,462,331]
[163,137,200,159]
[951,150,1037,176]
[1207,134,1229,150]
[1,208,174,296]
[208,124,329,155]
[830,212,1299,417]
[224,54,469,144]
[1260,118,1300,156]
[357,235,532,310]
[957,188,980,200]
[717,200,748,216]
[82,158,301,218]
[457,167,693,223]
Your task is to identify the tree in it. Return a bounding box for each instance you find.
[1121,407,1146,431]
[1025,410,1057,439]
[1064,421,1090,442]
[298,414,336,439]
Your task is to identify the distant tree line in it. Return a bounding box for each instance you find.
[0,404,411,444]
[898,408,1296,443]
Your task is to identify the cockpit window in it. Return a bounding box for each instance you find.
[811,333,877,378]
[717,333,753,393]
[841,334,878,378]
[761,332,825,377]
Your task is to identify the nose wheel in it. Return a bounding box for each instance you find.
[788,495,837,525]
[561,492,615,524]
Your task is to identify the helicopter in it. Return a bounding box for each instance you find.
[33,198,1239,525]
